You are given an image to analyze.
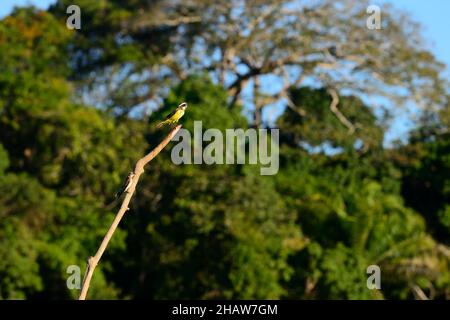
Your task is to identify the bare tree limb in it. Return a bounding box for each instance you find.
[280,66,307,117]
[246,3,280,36]
[411,284,430,300]
[327,88,355,134]
[78,124,182,300]
[283,93,307,117]
[128,15,202,30]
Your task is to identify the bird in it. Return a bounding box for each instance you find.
[114,172,135,199]
[104,171,136,210]
[156,102,188,128]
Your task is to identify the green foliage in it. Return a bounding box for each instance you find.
[274,143,449,299]
[152,74,248,132]
[0,218,42,299]
[111,78,304,299]
[49,0,179,114]
[400,135,450,242]
[317,244,374,299]
[0,7,141,299]
[0,8,71,116]
[0,144,10,175]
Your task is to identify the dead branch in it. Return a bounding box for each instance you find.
[411,284,430,300]
[327,88,355,134]
[280,66,306,117]
[78,124,182,300]
[283,93,307,117]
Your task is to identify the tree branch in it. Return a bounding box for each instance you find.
[280,66,306,117]
[78,124,182,300]
[411,284,430,300]
[327,88,355,134]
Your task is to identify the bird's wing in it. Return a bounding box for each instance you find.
[164,108,178,120]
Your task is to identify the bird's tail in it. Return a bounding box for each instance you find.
[104,196,120,210]
[156,120,169,128]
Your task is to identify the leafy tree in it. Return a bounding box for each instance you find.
[0,8,141,299]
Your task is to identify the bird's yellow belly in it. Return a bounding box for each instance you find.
[170,109,185,122]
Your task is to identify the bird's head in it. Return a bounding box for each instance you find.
[178,102,188,110]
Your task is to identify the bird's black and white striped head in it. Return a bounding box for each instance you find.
[178,102,188,110]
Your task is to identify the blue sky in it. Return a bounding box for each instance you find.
[1,0,449,143]
[0,0,55,17]
[380,0,450,71]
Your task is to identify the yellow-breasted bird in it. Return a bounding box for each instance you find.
[156,102,188,128]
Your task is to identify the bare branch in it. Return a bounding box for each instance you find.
[157,16,202,26]
[327,88,355,134]
[78,124,182,300]
[411,284,430,300]
[283,93,307,117]
[128,15,202,30]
